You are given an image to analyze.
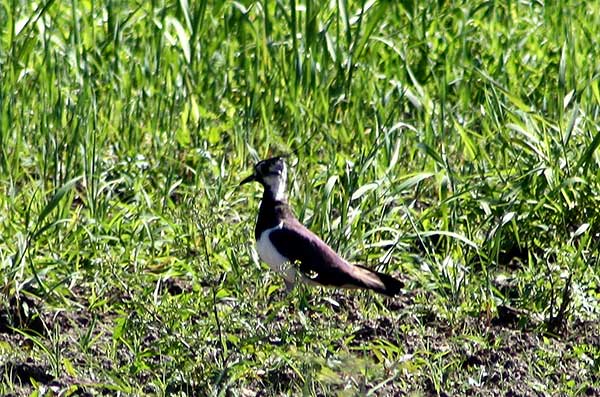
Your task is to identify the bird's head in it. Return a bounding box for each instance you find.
[240,156,288,200]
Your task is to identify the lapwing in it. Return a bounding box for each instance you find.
[240,156,403,297]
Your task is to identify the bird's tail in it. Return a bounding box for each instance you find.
[353,265,404,297]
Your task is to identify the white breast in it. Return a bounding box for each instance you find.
[256,223,296,283]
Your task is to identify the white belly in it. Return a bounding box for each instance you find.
[256,223,296,283]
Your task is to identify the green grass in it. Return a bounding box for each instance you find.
[1,0,599,395]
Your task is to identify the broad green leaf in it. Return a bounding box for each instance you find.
[417,142,444,165]
[576,127,600,170]
[396,172,434,192]
[178,0,193,32]
[417,230,479,250]
[324,175,338,197]
[563,102,580,145]
[351,182,379,201]
[501,211,516,226]
[165,16,190,63]
[37,176,82,226]
[572,223,589,238]
[456,122,477,161]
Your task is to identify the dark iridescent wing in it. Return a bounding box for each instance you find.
[267,221,357,287]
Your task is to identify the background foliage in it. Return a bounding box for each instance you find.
[1,0,599,395]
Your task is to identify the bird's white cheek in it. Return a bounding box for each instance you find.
[262,175,286,201]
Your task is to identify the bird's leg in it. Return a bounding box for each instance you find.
[284,279,295,294]
[295,282,312,311]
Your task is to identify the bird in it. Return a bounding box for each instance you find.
[240,156,403,297]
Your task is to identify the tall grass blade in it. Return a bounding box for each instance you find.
[575,126,600,171]
[36,176,82,228]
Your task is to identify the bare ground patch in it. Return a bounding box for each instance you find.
[1,287,598,396]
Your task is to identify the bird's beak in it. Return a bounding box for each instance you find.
[239,173,256,186]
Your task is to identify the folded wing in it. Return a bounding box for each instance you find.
[268,220,403,296]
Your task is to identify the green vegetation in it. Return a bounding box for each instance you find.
[1,0,599,395]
